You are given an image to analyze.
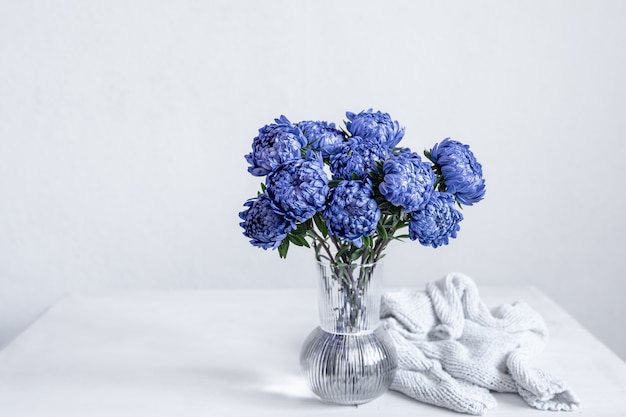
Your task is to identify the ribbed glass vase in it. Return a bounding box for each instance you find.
[300,261,397,405]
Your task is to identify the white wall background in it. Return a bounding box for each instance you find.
[1,0,625,359]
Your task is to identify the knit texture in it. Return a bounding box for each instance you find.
[381,273,580,415]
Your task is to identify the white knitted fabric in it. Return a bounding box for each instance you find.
[381,272,580,415]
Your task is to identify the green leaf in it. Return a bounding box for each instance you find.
[423,148,434,163]
[395,221,409,230]
[336,244,350,261]
[278,239,290,258]
[351,248,364,261]
[313,214,329,238]
[392,234,410,240]
[376,222,388,240]
[288,233,310,248]
[260,182,266,192]
[292,222,309,236]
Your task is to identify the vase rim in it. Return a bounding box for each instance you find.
[315,259,382,268]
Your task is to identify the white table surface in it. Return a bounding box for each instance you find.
[0,286,625,416]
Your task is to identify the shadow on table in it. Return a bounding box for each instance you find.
[205,366,331,409]
[492,392,531,408]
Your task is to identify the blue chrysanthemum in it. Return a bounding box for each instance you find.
[408,192,463,248]
[266,159,329,222]
[429,138,486,206]
[329,136,388,180]
[239,193,295,250]
[245,116,307,177]
[379,151,435,212]
[323,180,381,248]
[345,109,405,148]
[298,120,346,158]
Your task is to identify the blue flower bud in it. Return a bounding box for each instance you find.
[430,138,486,206]
[298,120,346,158]
[329,136,387,180]
[379,151,435,212]
[245,116,307,177]
[345,109,405,148]
[409,192,463,248]
[266,159,329,222]
[323,180,381,248]
[239,193,295,250]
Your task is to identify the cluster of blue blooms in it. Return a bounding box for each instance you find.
[239,109,486,261]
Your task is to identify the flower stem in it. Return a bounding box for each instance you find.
[308,229,334,262]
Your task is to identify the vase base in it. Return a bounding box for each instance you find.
[299,326,397,405]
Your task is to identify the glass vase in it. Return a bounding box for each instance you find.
[299,261,397,405]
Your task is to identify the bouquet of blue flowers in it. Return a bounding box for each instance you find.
[239,109,485,266]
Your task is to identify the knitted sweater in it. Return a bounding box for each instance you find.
[380,273,580,415]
